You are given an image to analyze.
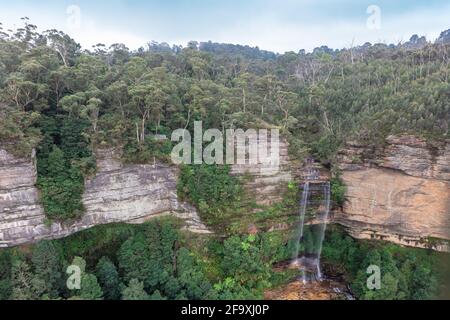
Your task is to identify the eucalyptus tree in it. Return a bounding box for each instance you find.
[44,29,80,67]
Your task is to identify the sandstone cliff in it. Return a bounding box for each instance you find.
[230,139,294,206]
[0,148,209,248]
[335,135,450,252]
[1,135,449,252]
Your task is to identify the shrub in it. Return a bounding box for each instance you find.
[330,174,346,208]
[177,164,242,225]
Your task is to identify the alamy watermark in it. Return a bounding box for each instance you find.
[367,265,381,290]
[171,121,280,171]
[66,265,81,290]
[66,5,82,30]
[367,5,381,30]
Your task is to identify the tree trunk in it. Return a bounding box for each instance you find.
[141,115,146,144]
[136,123,140,144]
[242,88,246,113]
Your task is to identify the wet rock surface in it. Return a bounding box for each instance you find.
[265,278,352,300]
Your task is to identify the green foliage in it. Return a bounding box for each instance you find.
[71,256,87,273]
[68,256,103,300]
[37,146,85,220]
[310,133,342,164]
[0,20,448,229]
[95,257,122,300]
[0,221,446,300]
[117,232,155,287]
[117,220,213,300]
[56,223,136,264]
[177,164,242,226]
[0,219,295,300]
[121,279,150,300]
[0,108,41,157]
[0,251,12,300]
[1,21,449,168]
[10,259,45,300]
[176,248,212,300]
[220,235,272,290]
[0,20,449,301]
[59,117,93,163]
[330,174,346,207]
[321,226,441,300]
[35,115,94,221]
[434,253,450,299]
[78,273,103,300]
[205,233,291,299]
[149,290,167,300]
[123,136,173,164]
[212,277,260,300]
[30,241,63,298]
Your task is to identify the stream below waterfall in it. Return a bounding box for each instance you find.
[264,261,355,300]
[265,160,357,300]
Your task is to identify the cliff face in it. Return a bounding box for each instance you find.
[335,136,450,251]
[2,135,449,251]
[0,148,209,248]
[230,139,293,206]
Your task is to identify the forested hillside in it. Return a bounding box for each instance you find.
[0,20,449,300]
[1,20,449,162]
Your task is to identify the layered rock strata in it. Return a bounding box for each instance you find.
[0,148,210,248]
[335,136,450,252]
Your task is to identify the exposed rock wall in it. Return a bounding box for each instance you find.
[0,148,209,248]
[2,134,448,252]
[335,136,450,252]
[230,139,294,206]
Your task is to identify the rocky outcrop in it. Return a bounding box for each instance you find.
[0,148,210,248]
[335,135,450,252]
[2,134,448,252]
[230,139,294,206]
[381,135,449,180]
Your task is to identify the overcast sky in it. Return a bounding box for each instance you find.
[1,0,449,53]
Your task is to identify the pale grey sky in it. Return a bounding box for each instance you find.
[1,0,449,53]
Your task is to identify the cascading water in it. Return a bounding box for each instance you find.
[291,160,331,283]
[292,181,310,283]
[315,181,331,280]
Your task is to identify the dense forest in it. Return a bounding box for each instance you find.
[0,219,446,300]
[0,19,449,300]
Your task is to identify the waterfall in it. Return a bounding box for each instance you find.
[291,178,331,283]
[292,181,309,261]
[292,182,310,283]
[315,181,331,280]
